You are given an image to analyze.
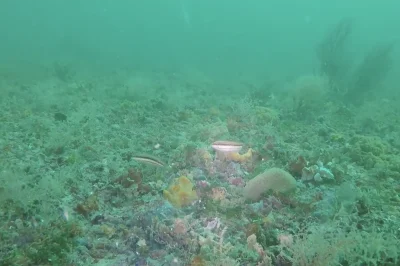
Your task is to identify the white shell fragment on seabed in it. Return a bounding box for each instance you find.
[319,167,334,179]
[302,163,335,182]
[301,165,319,181]
[314,172,323,182]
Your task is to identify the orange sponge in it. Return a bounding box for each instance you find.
[163,176,198,207]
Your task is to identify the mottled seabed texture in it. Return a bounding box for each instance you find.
[1,1,400,266]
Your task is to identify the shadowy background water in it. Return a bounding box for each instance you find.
[1,0,398,83]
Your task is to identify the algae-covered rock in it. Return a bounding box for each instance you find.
[348,135,389,169]
[352,135,386,156]
[372,156,400,180]
[254,106,279,124]
[347,135,400,180]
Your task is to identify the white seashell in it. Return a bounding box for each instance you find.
[314,173,323,182]
[319,167,334,179]
[301,167,314,181]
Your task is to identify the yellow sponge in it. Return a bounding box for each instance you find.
[163,176,198,207]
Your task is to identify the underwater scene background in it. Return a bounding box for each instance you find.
[1,1,400,265]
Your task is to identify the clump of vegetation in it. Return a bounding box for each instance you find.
[316,18,395,105]
[53,62,75,82]
[277,223,399,265]
[316,18,353,92]
[346,43,394,103]
[0,220,82,265]
[346,135,389,169]
[287,75,330,120]
[344,134,400,179]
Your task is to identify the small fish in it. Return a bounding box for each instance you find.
[132,154,166,167]
[211,140,243,153]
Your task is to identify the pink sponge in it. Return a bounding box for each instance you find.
[243,168,296,201]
